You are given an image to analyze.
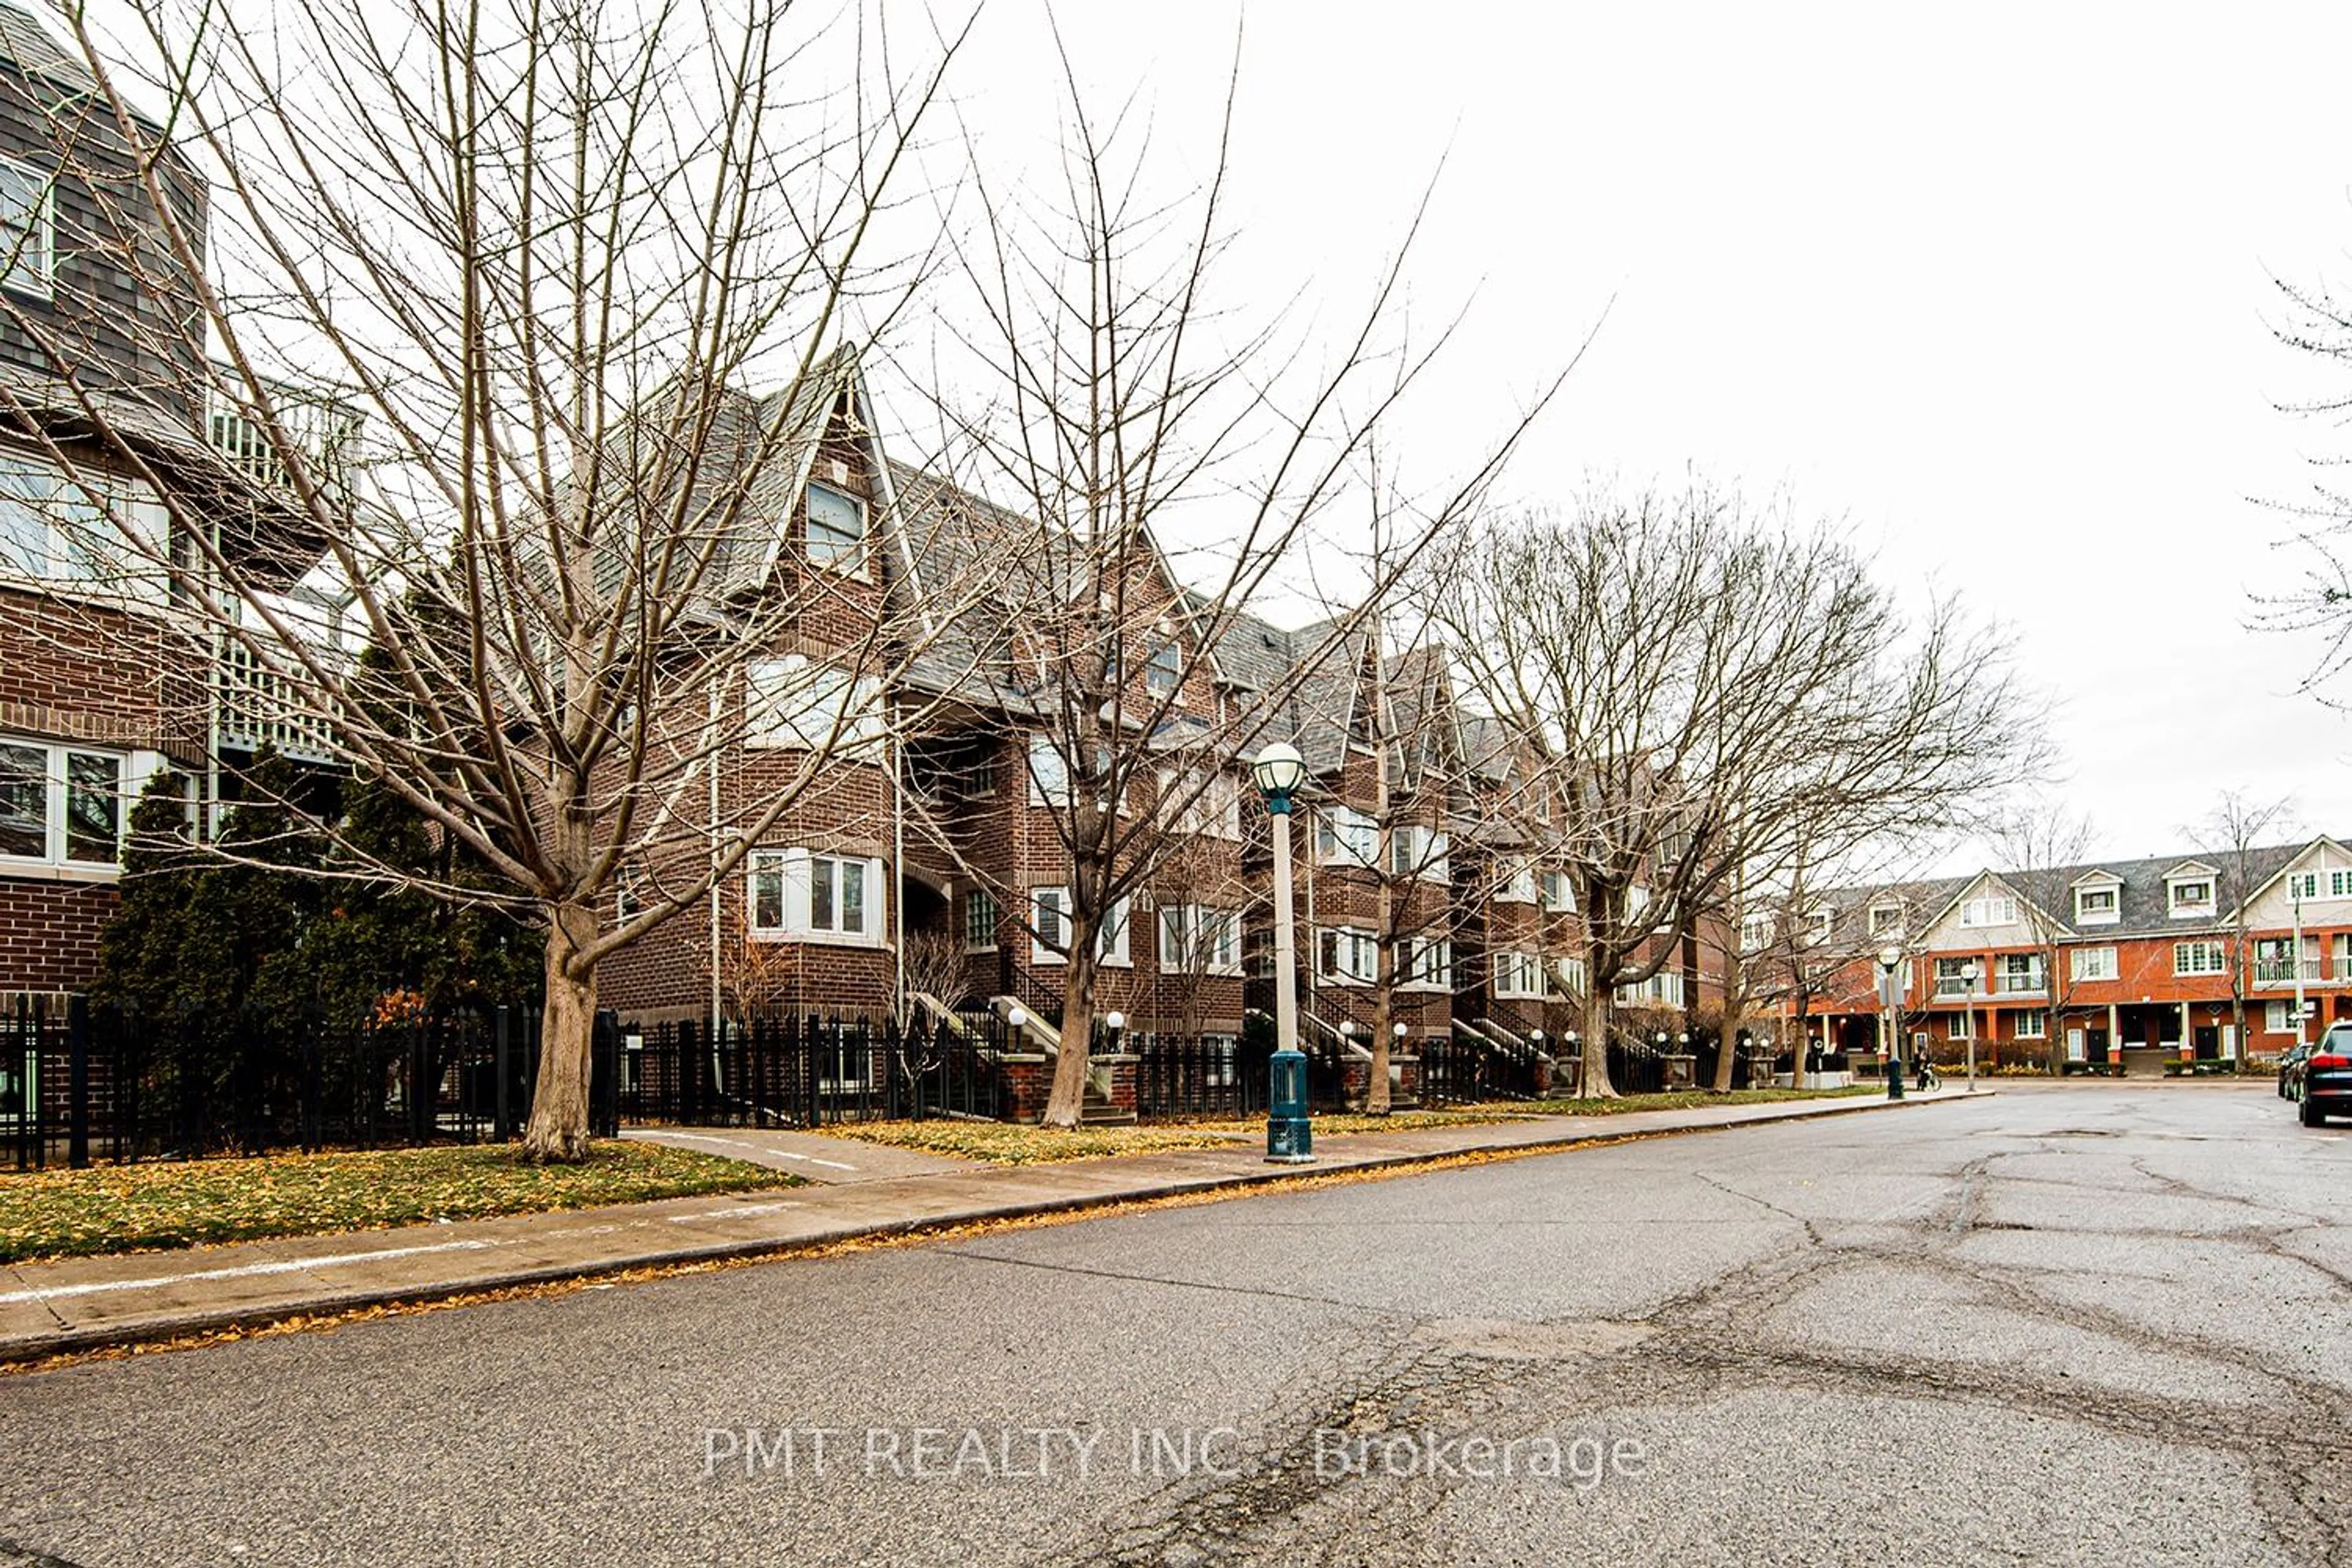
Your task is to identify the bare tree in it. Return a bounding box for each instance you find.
[900,48,1556,1128]
[1989,801,2098,1075]
[21,0,972,1156]
[2201,789,2299,1069]
[1432,482,2042,1096]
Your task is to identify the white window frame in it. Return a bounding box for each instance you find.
[745,848,881,945]
[802,480,867,574]
[1315,806,1378,868]
[1555,955,1589,995]
[745,655,883,753]
[1031,887,1069,963]
[1740,914,1774,954]
[0,450,167,601]
[2173,940,2226,978]
[2167,876,2215,918]
[1317,925,1377,986]
[2332,869,2352,900]
[1960,895,2018,928]
[2285,872,2320,903]
[1496,856,1537,903]
[1098,895,1131,968]
[2266,1000,2300,1034]
[1158,905,1242,976]
[1159,767,1241,839]
[0,739,151,874]
[1144,640,1182,696]
[1935,957,1975,997]
[2015,1008,2048,1040]
[1400,936,1453,992]
[1493,950,1544,1000]
[1868,903,1904,939]
[2070,945,2118,984]
[2073,883,2119,924]
[0,157,54,300]
[1539,867,1574,913]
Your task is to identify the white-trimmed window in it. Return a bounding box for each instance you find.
[747,848,881,943]
[1494,951,1544,999]
[1315,806,1378,867]
[1807,907,1833,945]
[2167,876,2215,918]
[1961,895,2017,927]
[802,481,866,571]
[1539,868,1574,913]
[2332,870,2352,899]
[1400,937,1452,991]
[1496,856,1537,903]
[1160,767,1240,839]
[1144,641,1182,696]
[745,656,883,752]
[1948,1010,1973,1041]
[2265,1000,2305,1034]
[1028,733,1069,804]
[1391,824,1450,882]
[1157,905,1240,975]
[2015,1009,2048,1040]
[1031,889,1128,965]
[1615,970,1685,1007]
[1996,953,2045,994]
[0,741,145,869]
[1555,956,1588,994]
[2254,935,2319,985]
[1031,887,1068,962]
[2074,883,2119,924]
[2336,933,2352,978]
[2071,945,2117,983]
[0,451,165,597]
[0,157,53,298]
[2174,940,2226,977]
[1934,957,1975,997]
[2285,872,2320,903]
[1740,913,1774,954]
[1317,925,1376,985]
[1869,903,1904,938]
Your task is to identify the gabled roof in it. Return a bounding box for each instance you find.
[2165,860,2218,879]
[2070,867,2122,887]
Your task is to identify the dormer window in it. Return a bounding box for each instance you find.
[0,158,55,300]
[1807,908,1834,945]
[2166,874,2215,918]
[1868,903,1902,939]
[2074,882,2119,925]
[804,481,865,571]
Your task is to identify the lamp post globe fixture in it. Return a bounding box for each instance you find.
[1253,741,1313,1164]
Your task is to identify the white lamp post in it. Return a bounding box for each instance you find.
[1251,741,1311,1163]
[1959,959,1980,1093]
[1877,945,1906,1101]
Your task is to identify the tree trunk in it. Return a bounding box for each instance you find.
[1041,924,1097,1129]
[1581,981,1616,1098]
[1712,990,1743,1093]
[521,899,599,1162]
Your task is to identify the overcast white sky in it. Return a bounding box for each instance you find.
[924,1,2352,867]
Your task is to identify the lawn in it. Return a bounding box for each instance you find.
[0,1143,794,1265]
[818,1089,1864,1166]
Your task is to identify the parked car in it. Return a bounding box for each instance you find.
[2280,1041,2315,1098]
[2295,1024,2352,1127]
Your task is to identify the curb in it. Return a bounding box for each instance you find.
[0,1091,1986,1366]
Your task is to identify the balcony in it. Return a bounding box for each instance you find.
[1992,968,2046,997]
[2254,958,2323,988]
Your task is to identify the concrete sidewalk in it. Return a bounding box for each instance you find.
[0,1088,1984,1364]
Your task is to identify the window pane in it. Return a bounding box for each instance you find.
[812,856,837,931]
[752,861,784,930]
[840,859,866,934]
[805,483,864,564]
[0,159,49,293]
[0,742,44,857]
[63,752,119,862]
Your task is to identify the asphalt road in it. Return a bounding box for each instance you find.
[1,1083,2345,1567]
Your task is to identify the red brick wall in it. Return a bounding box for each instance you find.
[0,878,119,993]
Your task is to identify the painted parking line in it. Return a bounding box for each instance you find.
[629,1129,859,1172]
[0,1239,494,1306]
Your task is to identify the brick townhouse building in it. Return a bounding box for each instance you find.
[1776,835,2352,1071]
[0,4,277,1003]
[592,394,1724,1097]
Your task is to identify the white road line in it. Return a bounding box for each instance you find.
[0,1239,494,1306]
[631,1129,858,1172]
[666,1200,802,1224]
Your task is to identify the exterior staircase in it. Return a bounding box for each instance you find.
[986,995,1136,1125]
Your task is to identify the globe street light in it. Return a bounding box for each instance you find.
[1958,959,1981,1093]
[1877,944,1906,1101]
[1251,741,1312,1163]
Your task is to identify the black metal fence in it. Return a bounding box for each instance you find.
[612,1012,1005,1128]
[3,996,599,1170]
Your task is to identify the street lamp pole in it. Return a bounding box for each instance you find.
[1959,959,1980,1093]
[1878,945,1905,1101]
[1253,742,1313,1164]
